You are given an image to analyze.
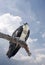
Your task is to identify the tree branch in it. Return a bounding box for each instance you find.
[0,32,31,56]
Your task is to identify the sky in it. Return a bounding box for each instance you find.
[0,0,45,65]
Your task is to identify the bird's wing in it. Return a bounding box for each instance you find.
[12,26,23,38]
[6,43,20,58]
[6,26,23,58]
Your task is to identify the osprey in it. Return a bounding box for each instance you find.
[6,23,30,58]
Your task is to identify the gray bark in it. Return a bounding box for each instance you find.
[0,32,31,56]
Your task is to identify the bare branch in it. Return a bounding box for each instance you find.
[0,32,31,56]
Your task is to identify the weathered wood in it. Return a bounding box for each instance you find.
[0,32,31,56]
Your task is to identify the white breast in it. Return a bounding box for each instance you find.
[20,25,29,41]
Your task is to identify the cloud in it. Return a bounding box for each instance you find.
[42,32,45,38]
[12,37,38,61]
[29,47,45,63]
[18,47,45,63]
[34,48,45,53]
[0,13,22,35]
[13,48,45,63]
[34,53,45,63]
[27,38,38,44]
[12,53,32,61]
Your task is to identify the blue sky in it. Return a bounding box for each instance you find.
[0,0,45,65]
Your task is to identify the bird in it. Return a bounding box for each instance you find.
[6,23,30,58]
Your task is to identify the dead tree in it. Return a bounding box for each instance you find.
[0,32,31,56]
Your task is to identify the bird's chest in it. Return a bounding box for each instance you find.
[20,29,28,41]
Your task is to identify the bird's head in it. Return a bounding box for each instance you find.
[24,22,28,25]
[23,23,29,31]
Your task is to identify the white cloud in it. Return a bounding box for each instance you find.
[12,53,32,61]
[34,53,45,63]
[30,48,45,63]
[0,13,22,35]
[12,42,45,64]
[34,48,45,53]
[14,51,45,63]
[27,38,38,44]
[42,32,45,38]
